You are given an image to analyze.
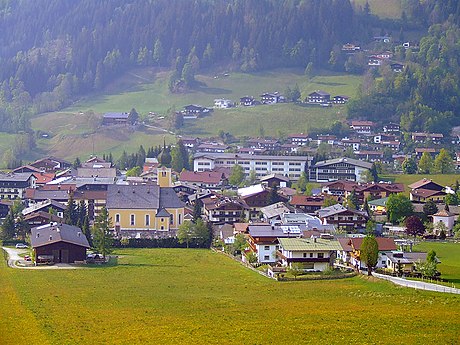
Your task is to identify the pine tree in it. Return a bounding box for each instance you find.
[64,193,78,226]
[83,215,92,247]
[92,207,113,260]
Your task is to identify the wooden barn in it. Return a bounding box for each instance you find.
[30,223,90,264]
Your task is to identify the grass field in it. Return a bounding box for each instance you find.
[1,248,459,344]
[29,68,360,160]
[351,0,402,19]
[414,242,460,285]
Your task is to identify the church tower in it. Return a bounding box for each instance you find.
[157,166,172,188]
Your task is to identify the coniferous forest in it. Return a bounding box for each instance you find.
[0,0,458,138]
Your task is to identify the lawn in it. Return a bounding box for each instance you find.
[1,248,459,344]
[29,67,360,160]
[351,0,402,19]
[413,242,460,285]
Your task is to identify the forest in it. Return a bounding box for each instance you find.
[0,0,458,151]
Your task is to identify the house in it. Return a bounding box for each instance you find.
[77,164,117,178]
[180,137,200,149]
[22,199,67,218]
[316,204,368,230]
[29,156,72,173]
[260,92,283,104]
[385,251,428,273]
[332,95,349,104]
[390,62,404,72]
[33,172,56,186]
[350,120,375,134]
[411,132,444,144]
[342,43,361,52]
[201,195,249,224]
[214,99,234,109]
[215,223,235,244]
[289,195,324,214]
[373,35,391,43]
[408,179,445,203]
[238,184,288,220]
[102,112,129,126]
[383,122,400,133]
[30,223,90,264]
[277,237,341,271]
[368,56,383,66]
[340,138,361,151]
[24,211,63,227]
[0,172,37,199]
[179,170,228,189]
[415,148,438,159]
[338,237,397,270]
[196,143,229,153]
[368,197,389,214]
[193,153,312,181]
[240,96,256,106]
[259,174,290,188]
[321,180,358,197]
[354,150,384,162]
[106,168,185,238]
[260,202,293,223]
[306,90,330,104]
[431,209,455,236]
[289,133,310,146]
[179,105,211,119]
[246,138,280,150]
[316,134,337,146]
[308,157,373,183]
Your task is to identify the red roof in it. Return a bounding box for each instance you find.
[290,195,324,207]
[341,237,396,251]
[32,172,55,184]
[179,170,227,184]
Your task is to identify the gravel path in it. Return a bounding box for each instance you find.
[373,272,460,294]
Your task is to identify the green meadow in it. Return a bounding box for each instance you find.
[382,174,460,196]
[1,248,459,344]
[30,68,360,160]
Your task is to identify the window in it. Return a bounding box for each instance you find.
[318,253,324,258]
[264,255,270,261]
[309,253,313,258]
[160,225,164,230]
[115,214,120,223]
[264,245,270,250]
[161,218,164,222]
[145,214,150,226]
[170,214,174,224]
[130,214,135,226]
[303,253,307,258]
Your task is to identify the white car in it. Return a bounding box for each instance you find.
[15,243,28,249]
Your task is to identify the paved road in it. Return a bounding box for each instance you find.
[2,246,27,268]
[2,247,80,270]
[373,272,460,294]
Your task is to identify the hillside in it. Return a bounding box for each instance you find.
[30,68,360,161]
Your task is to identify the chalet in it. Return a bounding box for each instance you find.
[373,35,391,43]
[280,143,298,154]
[178,170,228,189]
[102,112,129,126]
[383,122,400,133]
[77,164,117,178]
[415,148,438,159]
[321,180,358,197]
[214,99,234,109]
[33,172,56,186]
[277,237,341,271]
[240,96,256,106]
[289,133,310,146]
[246,138,280,150]
[12,165,42,174]
[340,138,361,151]
[289,195,324,214]
[196,143,229,153]
[180,137,200,149]
[368,56,383,66]
[385,251,428,273]
[260,202,293,223]
[202,195,249,224]
[260,92,283,104]
[374,133,398,144]
[29,157,72,173]
[408,178,445,203]
[341,43,360,52]
[316,134,337,146]
[354,150,384,162]
[238,184,288,220]
[22,199,67,218]
[411,132,444,144]
[237,147,268,155]
[24,211,63,227]
[260,174,290,188]
[350,120,375,134]
[306,90,330,104]
[354,182,404,204]
[30,223,90,264]
[0,173,36,200]
[380,140,401,151]
[332,95,349,104]
[106,168,185,238]
[390,62,404,72]
[338,237,397,269]
[309,157,373,183]
[316,204,368,230]
[180,104,211,118]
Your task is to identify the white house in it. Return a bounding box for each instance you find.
[214,99,234,109]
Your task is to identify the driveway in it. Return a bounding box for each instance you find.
[2,247,81,270]
[372,272,460,295]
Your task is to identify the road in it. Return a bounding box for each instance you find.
[2,247,80,270]
[2,246,27,268]
[372,272,460,294]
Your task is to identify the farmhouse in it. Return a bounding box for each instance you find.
[201,195,248,224]
[306,90,330,104]
[30,223,90,264]
[350,120,375,134]
[180,104,211,118]
[29,156,72,172]
[289,133,310,146]
[316,204,368,230]
[385,251,428,273]
[0,172,36,199]
[338,237,397,270]
[240,96,256,106]
[332,95,349,104]
[277,237,341,271]
[260,92,283,104]
[102,112,129,126]
[214,99,234,109]
[408,178,445,203]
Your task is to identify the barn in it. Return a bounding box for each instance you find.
[30,223,90,264]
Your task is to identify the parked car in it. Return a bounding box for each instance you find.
[24,255,31,261]
[15,243,28,249]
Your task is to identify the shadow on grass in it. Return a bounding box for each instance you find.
[194,85,232,95]
[315,81,347,87]
[117,263,183,268]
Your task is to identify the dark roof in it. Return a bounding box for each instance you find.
[30,223,90,248]
[24,211,62,223]
[311,157,373,169]
[156,208,170,217]
[103,112,129,119]
[106,185,160,209]
[160,188,186,208]
[408,179,443,190]
[0,172,34,182]
[309,90,330,96]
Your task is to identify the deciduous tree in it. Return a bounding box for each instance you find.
[386,193,414,224]
[91,207,113,260]
[404,215,425,237]
[360,235,379,275]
